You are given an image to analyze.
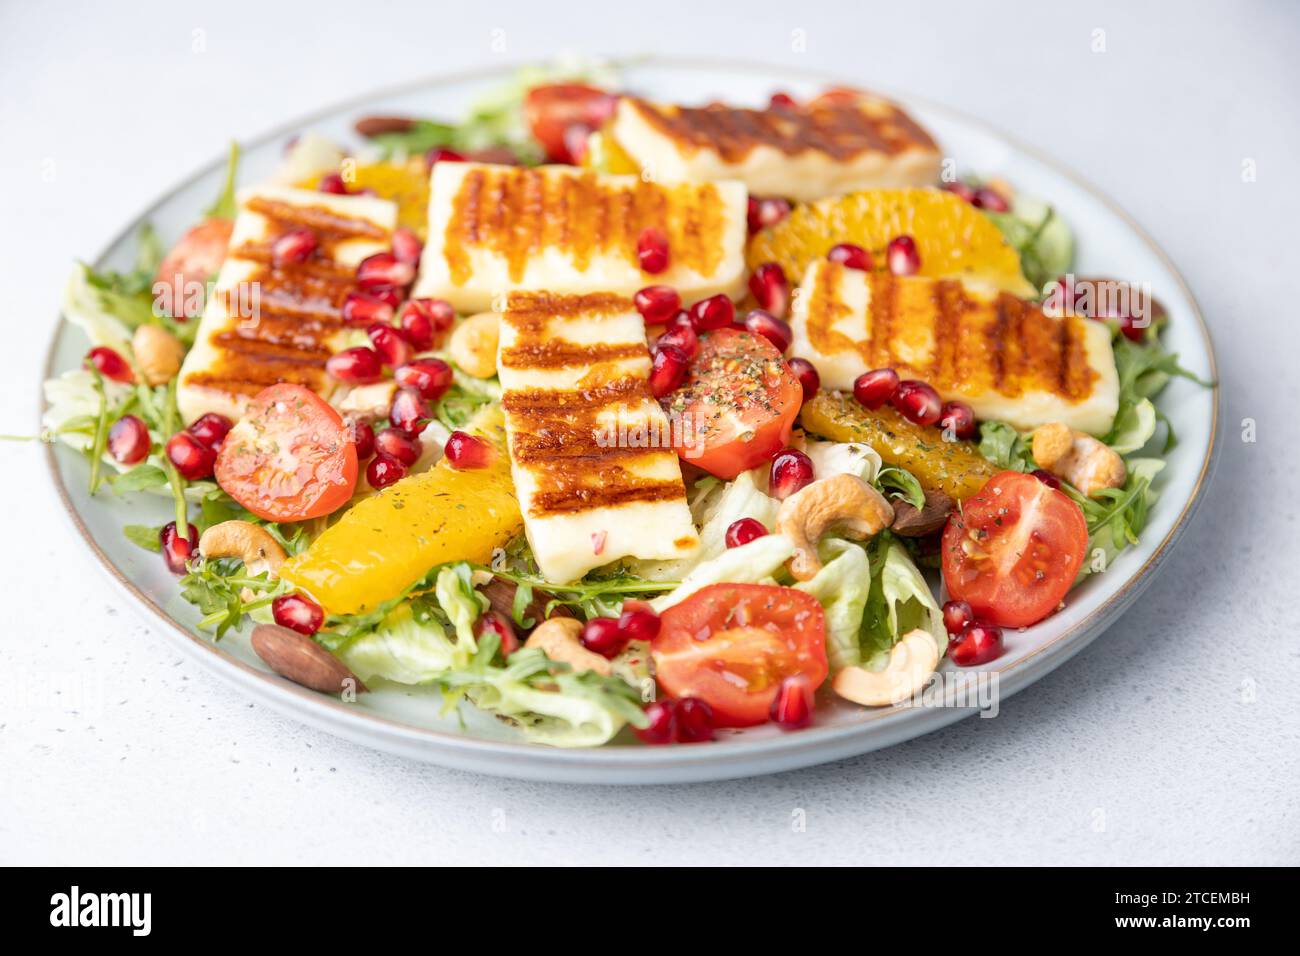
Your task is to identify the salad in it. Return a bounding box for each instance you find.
[42,62,1208,748]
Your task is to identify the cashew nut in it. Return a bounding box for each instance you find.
[335,381,397,420]
[448,311,499,378]
[198,520,288,577]
[832,629,939,707]
[1032,422,1126,497]
[524,617,612,677]
[132,324,186,386]
[776,474,895,581]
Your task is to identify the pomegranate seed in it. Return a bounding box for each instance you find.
[655,322,699,360]
[326,347,384,385]
[159,521,198,575]
[272,228,317,266]
[1049,275,1080,315]
[852,368,900,409]
[272,593,324,636]
[373,426,422,466]
[166,431,216,480]
[318,172,351,195]
[770,448,815,500]
[444,430,492,469]
[887,235,921,275]
[674,697,715,743]
[1118,314,1147,343]
[941,180,977,203]
[769,91,798,109]
[688,293,735,332]
[389,388,432,434]
[949,623,1004,666]
[368,323,414,369]
[1031,468,1062,490]
[938,401,977,441]
[342,292,394,327]
[973,187,1010,213]
[787,357,820,403]
[743,309,793,353]
[747,196,791,234]
[891,379,943,426]
[636,227,670,274]
[356,252,415,290]
[85,346,133,384]
[634,285,681,325]
[366,284,403,309]
[748,262,790,318]
[725,517,768,548]
[635,699,677,745]
[349,419,375,460]
[425,147,466,169]
[476,610,520,659]
[107,415,150,465]
[649,345,690,398]
[580,617,628,659]
[770,674,815,729]
[366,453,407,489]
[399,298,454,350]
[187,412,232,450]
[391,227,423,266]
[827,242,873,271]
[617,601,661,642]
[942,599,974,635]
[394,358,453,401]
[374,429,423,468]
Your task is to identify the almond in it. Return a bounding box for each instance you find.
[353,115,417,138]
[250,623,367,695]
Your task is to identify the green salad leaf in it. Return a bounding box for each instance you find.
[978,420,1034,471]
[985,196,1074,295]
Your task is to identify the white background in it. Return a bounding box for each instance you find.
[2,0,1297,865]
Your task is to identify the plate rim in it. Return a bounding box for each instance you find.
[40,54,1221,777]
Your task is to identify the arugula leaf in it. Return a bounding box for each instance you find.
[108,464,169,494]
[977,421,1034,471]
[369,120,461,160]
[179,557,283,639]
[204,141,241,220]
[124,524,163,552]
[86,370,110,495]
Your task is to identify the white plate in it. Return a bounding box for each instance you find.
[42,57,1219,784]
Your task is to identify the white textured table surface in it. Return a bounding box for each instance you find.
[2,0,1296,865]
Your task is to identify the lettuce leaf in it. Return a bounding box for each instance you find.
[650,534,795,612]
[793,539,872,671]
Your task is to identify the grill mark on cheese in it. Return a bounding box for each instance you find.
[529,476,687,515]
[803,267,1099,402]
[626,96,938,163]
[443,166,726,286]
[499,292,690,521]
[181,195,389,402]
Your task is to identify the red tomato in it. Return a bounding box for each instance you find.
[154,218,233,319]
[664,328,802,479]
[941,471,1089,628]
[652,584,828,727]
[215,384,358,522]
[523,84,616,163]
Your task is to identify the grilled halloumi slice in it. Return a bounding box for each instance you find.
[607,94,941,203]
[177,186,397,424]
[497,291,700,583]
[789,260,1120,435]
[413,162,747,313]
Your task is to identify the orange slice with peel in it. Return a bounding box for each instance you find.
[747,188,1036,297]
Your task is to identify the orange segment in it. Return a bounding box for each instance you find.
[747,188,1036,297]
[299,158,430,236]
[280,407,521,615]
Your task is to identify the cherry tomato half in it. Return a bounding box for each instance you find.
[652,583,828,727]
[215,384,358,522]
[663,328,802,479]
[153,217,233,319]
[523,84,617,164]
[941,471,1089,628]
